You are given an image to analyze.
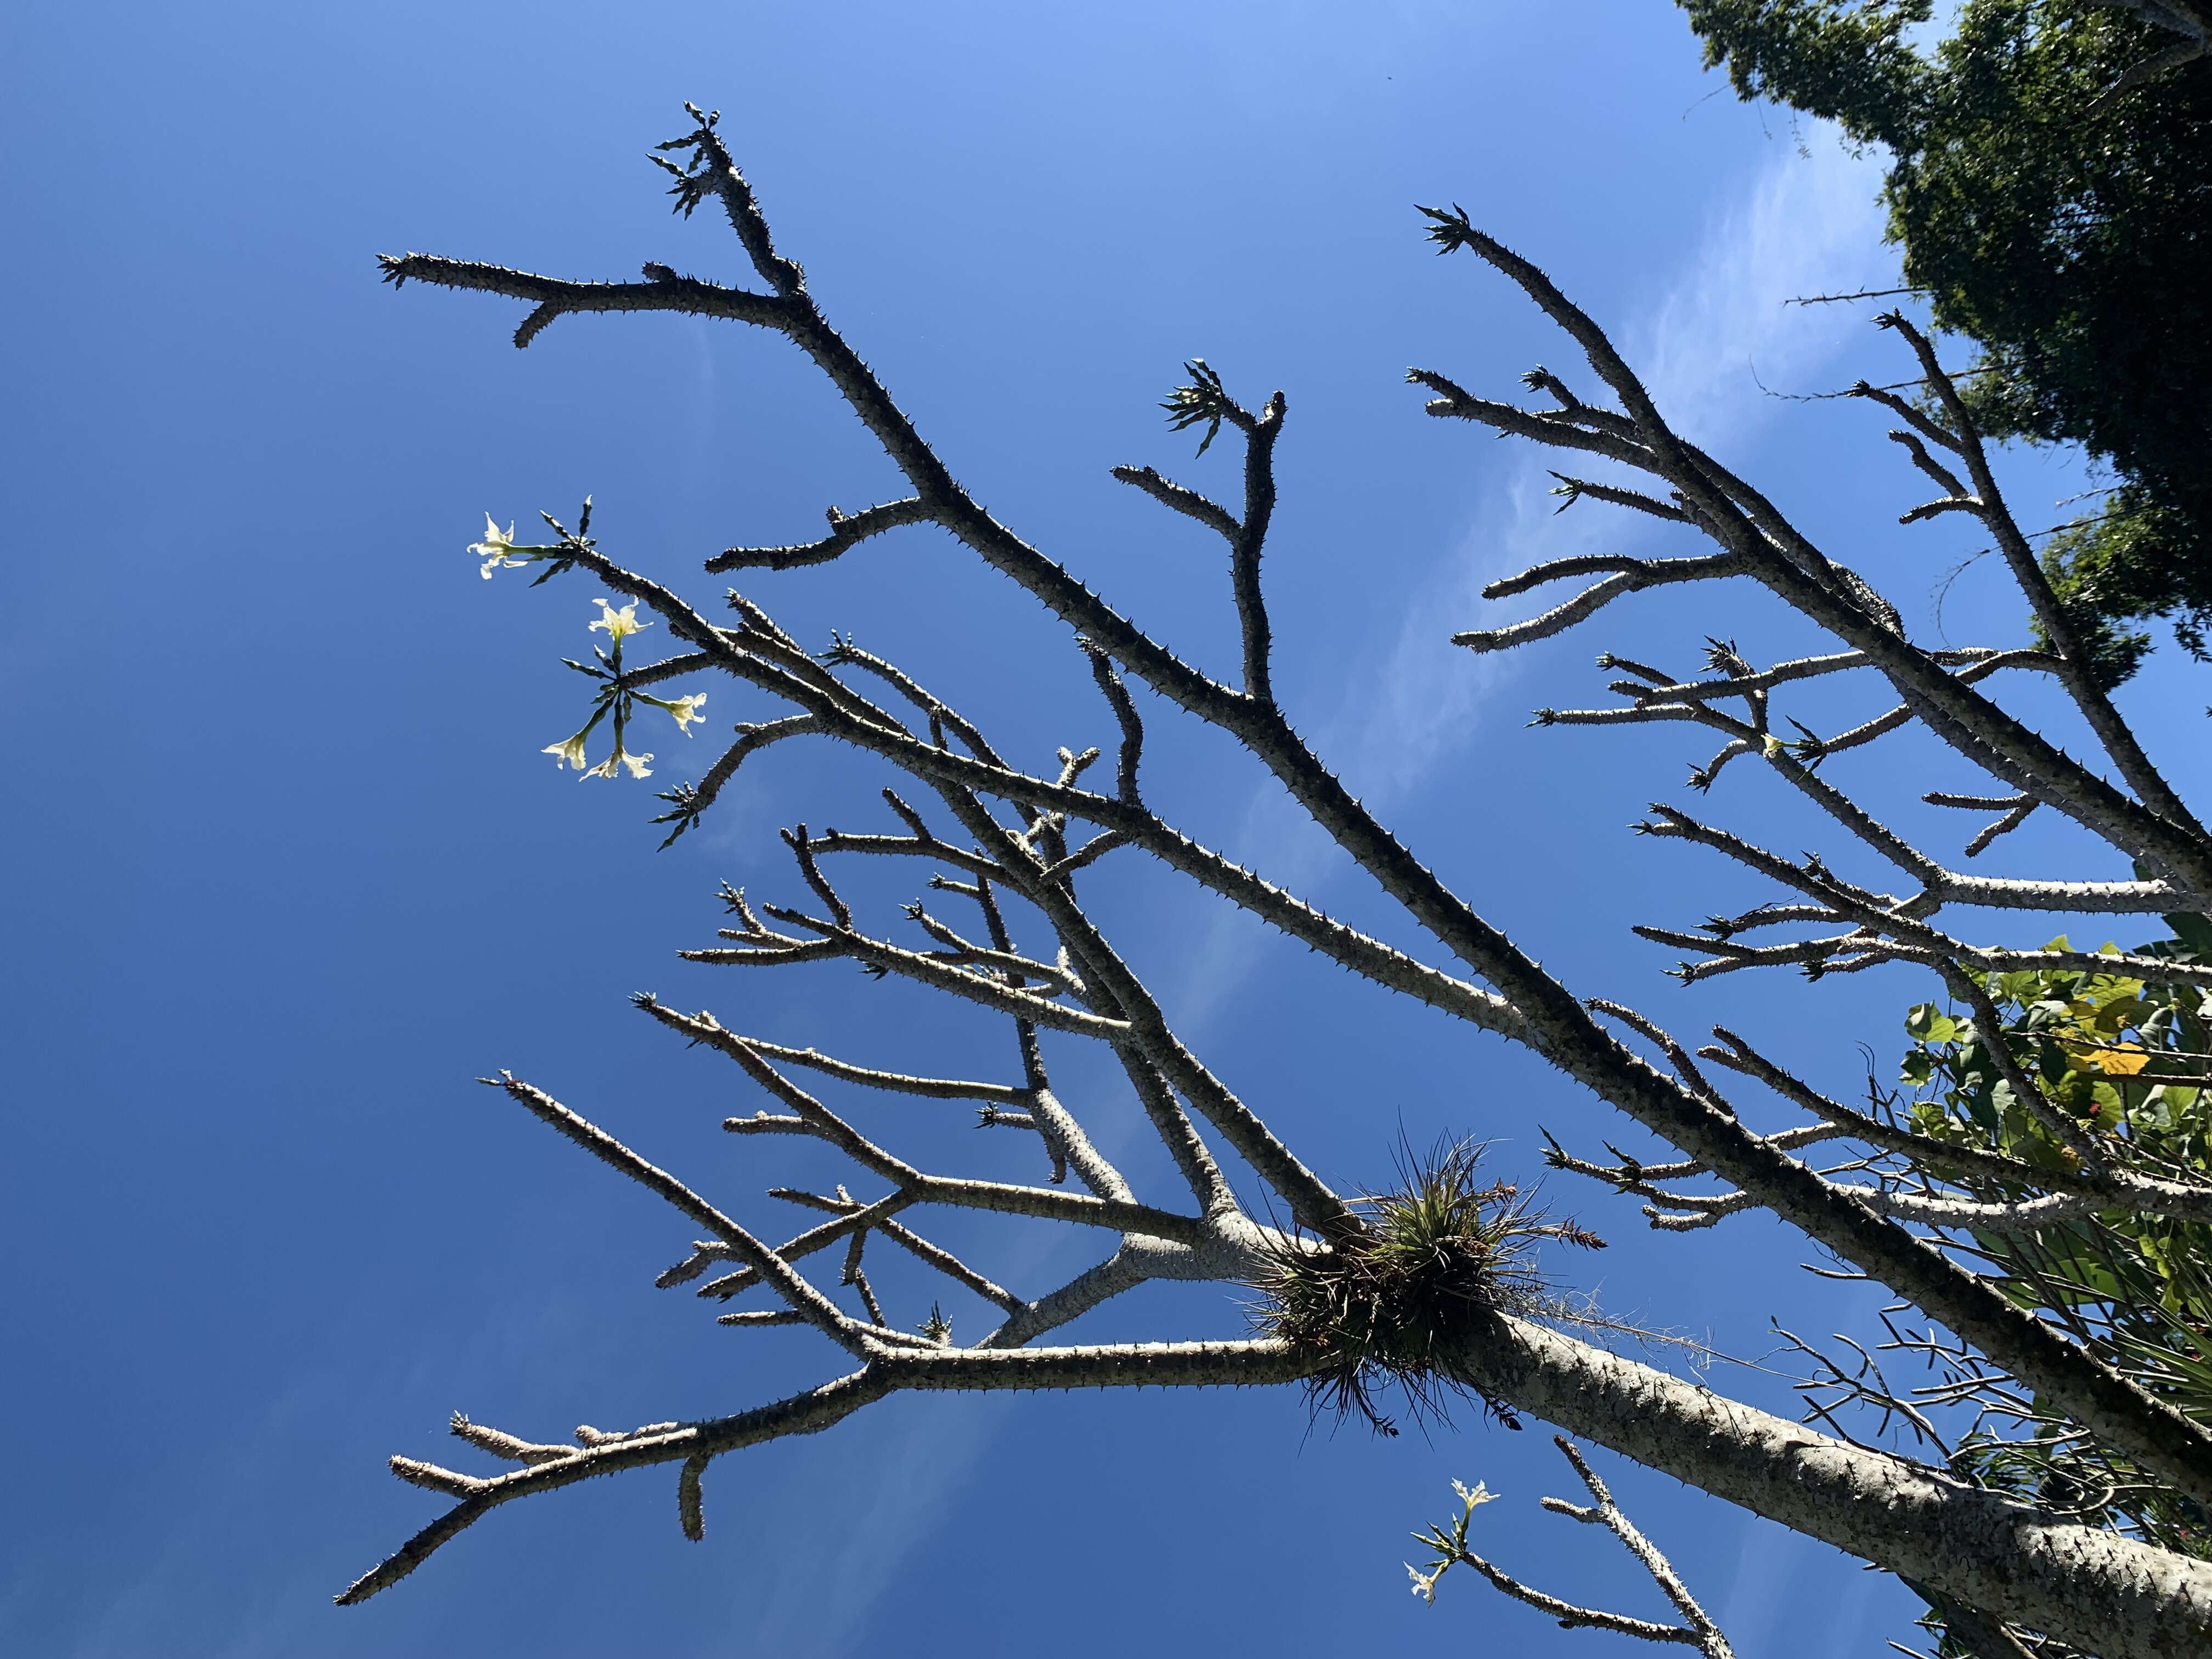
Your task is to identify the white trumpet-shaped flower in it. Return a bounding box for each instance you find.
[469,516,528,579]
[589,597,650,643]
[1406,1564,1441,1604]
[583,745,654,781]
[542,730,592,771]
[641,691,708,733]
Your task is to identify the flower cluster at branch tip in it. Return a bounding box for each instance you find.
[1406,1478,1497,1603]
[468,515,565,579]
[466,500,595,583]
[535,597,709,783]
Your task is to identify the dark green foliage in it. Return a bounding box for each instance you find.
[1898,928,2212,1560]
[1678,2,2212,679]
[1255,1142,1604,1435]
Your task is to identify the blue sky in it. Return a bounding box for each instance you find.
[7,3,2207,1655]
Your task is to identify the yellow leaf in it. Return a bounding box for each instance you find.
[2090,1043,2151,1076]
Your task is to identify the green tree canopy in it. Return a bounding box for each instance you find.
[1677,1,2212,682]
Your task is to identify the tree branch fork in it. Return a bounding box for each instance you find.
[355,104,2212,1656]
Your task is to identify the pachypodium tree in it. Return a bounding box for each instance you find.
[354,106,2212,1657]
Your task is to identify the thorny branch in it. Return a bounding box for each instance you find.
[1409,1438,1736,1658]
[354,104,2212,1657]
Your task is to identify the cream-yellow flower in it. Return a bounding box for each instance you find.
[642,692,708,733]
[542,730,591,771]
[589,597,651,643]
[583,745,654,781]
[469,515,527,579]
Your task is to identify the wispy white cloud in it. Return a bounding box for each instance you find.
[730,1399,996,1657]
[1346,131,1893,813]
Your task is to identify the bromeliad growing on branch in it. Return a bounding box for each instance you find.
[357,104,2212,1657]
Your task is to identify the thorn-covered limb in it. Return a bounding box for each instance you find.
[651,102,808,296]
[1043,827,1131,881]
[1409,368,1661,469]
[480,1074,873,1352]
[633,1002,1170,1235]
[1455,553,1746,655]
[1899,494,1984,527]
[1945,941,2212,990]
[1961,798,2038,859]
[1632,924,1880,985]
[689,902,1131,1035]
[1533,700,1746,733]
[851,1264,889,1327]
[1697,1030,2212,1224]
[1513,362,1583,409]
[1699,902,1843,938]
[816,631,1019,778]
[1853,1183,2212,1231]
[375,253,791,348]
[721,1111,813,1137]
[1784,650,2056,768]
[1227,386,1286,703]
[781,1186,1028,1312]
[1875,311,2204,838]
[1885,428,1968,499]
[652,715,820,847]
[897,900,1088,1001]
[1542,1126,1843,1235]
[523,538,1524,1045]
[1755,747,1943,888]
[1081,641,1146,806]
[1052,744,1103,789]
[1408,1435,1733,1652]
[1584,999,1724,1104]
[1641,801,2191,923]
[801,826,1009,885]
[449,1414,575,1466]
[677,1454,707,1542]
[1543,1120,1846,1189]
[1116,1048,1236,1215]
[705,496,936,572]
[875,1216,1026,1312]
[1545,472,1694,523]
[343,1370,897,1605]
[780,822,854,928]
[1631,647,2008,706]
[723,594,896,719]
[921,792,1355,1235]
[692,1193,917,1301]
[699,1033,1031,1105]
[1424,267,2207,886]
[1850,379,1963,455]
[1552,1438,1739,1658]
[1109,464,1239,540]
[1636,806,1893,911]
